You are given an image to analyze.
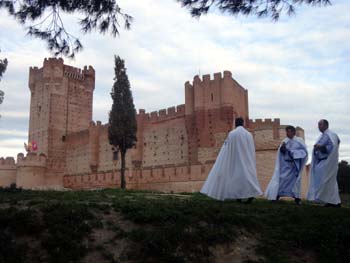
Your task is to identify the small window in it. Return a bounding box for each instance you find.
[211,93,214,102]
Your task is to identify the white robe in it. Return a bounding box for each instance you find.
[200,126,262,200]
[307,129,341,205]
[265,136,308,200]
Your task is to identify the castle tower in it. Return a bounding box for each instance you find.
[184,71,249,164]
[28,58,95,184]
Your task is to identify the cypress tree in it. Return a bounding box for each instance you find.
[108,55,137,189]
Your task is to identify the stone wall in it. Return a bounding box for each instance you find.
[0,157,17,187]
[65,130,91,175]
[16,153,47,189]
[63,153,310,198]
[142,118,188,167]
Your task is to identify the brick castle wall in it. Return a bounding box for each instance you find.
[0,58,309,198]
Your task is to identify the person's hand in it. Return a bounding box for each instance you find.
[314,144,322,150]
[280,143,287,154]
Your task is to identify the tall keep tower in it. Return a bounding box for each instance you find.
[184,71,249,164]
[28,58,95,183]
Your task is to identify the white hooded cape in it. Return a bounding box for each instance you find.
[200,126,262,200]
[307,129,341,205]
[265,136,308,200]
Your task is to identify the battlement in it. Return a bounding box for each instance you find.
[188,70,247,92]
[17,152,46,167]
[63,64,95,81]
[29,58,95,83]
[0,157,16,166]
[191,70,233,84]
[137,104,185,122]
[63,65,85,80]
[29,66,41,74]
[43,57,64,65]
[249,118,280,129]
[89,121,102,128]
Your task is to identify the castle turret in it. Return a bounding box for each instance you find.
[184,71,249,164]
[28,58,95,186]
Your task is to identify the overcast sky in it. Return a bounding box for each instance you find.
[0,0,349,163]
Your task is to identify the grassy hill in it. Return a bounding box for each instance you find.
[0,188,349,263]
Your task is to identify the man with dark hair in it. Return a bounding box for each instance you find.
[235,117,244,127]
[265,125,308,205]
[307,119,341,207]
[201,117,262,202]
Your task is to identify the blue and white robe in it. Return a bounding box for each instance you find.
[307,129,341,205]
[265,136,308,200]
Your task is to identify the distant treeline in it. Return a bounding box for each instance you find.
[338,161,350,193]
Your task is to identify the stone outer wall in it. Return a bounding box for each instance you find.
[16,153,47,188]
[0,157,17,187]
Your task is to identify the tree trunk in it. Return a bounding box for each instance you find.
[120,150,126,189]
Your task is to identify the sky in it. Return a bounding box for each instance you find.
[0,0,349,163]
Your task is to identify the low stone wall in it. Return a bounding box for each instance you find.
[63,157,310,199]
[0,157,17,187]
[63,164,211,192]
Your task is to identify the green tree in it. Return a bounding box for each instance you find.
[0,0,133,58]
[177,0,331,20]
[108,55,137,189]
[0,50,8,115]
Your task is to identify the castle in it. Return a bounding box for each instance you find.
[0,58,309,195]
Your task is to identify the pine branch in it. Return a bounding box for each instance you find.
[0,0,133,58]
[177,0,331,20]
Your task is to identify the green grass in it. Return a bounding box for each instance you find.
[0,188,349,263]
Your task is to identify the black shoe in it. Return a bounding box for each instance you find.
[324,203,341,208]
[246,197,254,204]
[295,198,301,206]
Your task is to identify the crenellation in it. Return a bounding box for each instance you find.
[249,118,280,127]
[0,157,16,166]
[193,75,201,83]
[185,80,192,88]
[202,74,211,82]
[5,157,15,165]
[17,152,47,167]
[83,65,95,76]
[137,104,186,123]
[223,70,232,79]
[150,111,158,121]
[176,104,185,114]
[159,109,167,119]
[191,71,232,84]
[167,106,176,115]
[43,57,64,67]
[213,72,222,80]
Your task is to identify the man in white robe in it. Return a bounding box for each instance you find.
[200,117,262,202]
[265,126,308,205]
[307,119,341,207]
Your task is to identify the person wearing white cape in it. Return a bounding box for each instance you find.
[307,119,341,207]
[265,126,308,205]
[200,117,262,202]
